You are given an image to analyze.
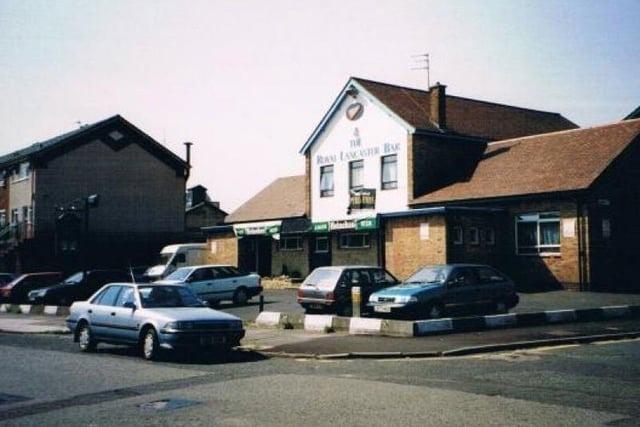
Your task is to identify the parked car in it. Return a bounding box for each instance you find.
[297,266,400,316]
[0,272,63,303]
[155,265,262,305]
[368,264,519,319]
[28,270,131,305]
[66,283,245,360]
[126,266,151,283]
[0,273,14,286]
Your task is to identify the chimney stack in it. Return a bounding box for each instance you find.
[428,82,447,129]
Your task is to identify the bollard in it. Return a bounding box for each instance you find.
[351,286,361,318]
[259,294,264,313]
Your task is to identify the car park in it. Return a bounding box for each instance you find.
[297,266,399,316]
[155,265,262,305]
[368,264,519,319]
[28,269,131,305]
[0,272,63,303]
[66,283,244,360]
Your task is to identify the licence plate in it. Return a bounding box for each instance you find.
[200,336,225,346]
[310,304,324,310]
[374,305,392,313]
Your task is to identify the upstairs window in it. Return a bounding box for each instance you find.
[320,165,334,197]
[381,155,398,190]
[349,160,364,191]
[516,212,560,255]
[12,163,29,182]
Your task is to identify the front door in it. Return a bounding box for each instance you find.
[309,235,332,271]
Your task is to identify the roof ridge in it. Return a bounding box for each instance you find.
[487,118,640,147]
[351,76,428,94]
[446,94,566,117]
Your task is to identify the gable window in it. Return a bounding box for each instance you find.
[516,212,560,255]
[469,227,479,245]
[320,165,334,197]
[381,155,398,190]
[339,232,370,249]
[280,236,303,251]
[349,160,364,191]
[453,226,463,245]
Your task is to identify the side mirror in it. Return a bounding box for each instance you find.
[123,301,136,310]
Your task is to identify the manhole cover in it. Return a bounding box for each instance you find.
[138,399,200,412]
[0,393,31,406]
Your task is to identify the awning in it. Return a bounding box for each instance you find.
[233,220,281,237]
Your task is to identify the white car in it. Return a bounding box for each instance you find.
[155,265,262,305]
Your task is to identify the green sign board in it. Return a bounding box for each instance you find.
[355,217,378,231]
[312,222,330,233]
[235,228,247,237]
[266,225,280,236]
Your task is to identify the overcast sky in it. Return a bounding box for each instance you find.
[1,0,639,211]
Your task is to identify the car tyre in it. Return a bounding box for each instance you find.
[77,322,97,353]
[427,302,444,319]
[141,327,160,361]
[232,287,249,305]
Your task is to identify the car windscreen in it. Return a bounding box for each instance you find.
[138,286,203,308]
[164,268,192,281]
[159,253,173,265]
[302,269,342,289]
[404,266,449,285]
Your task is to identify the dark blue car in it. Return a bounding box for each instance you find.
[368,264,519,319]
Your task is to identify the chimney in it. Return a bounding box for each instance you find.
[428,82,447,129]
[184,141,193,179]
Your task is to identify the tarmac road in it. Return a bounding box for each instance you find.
[0,332,639,426]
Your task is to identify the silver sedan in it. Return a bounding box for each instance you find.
[66,283,245,360]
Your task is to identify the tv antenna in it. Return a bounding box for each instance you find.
[411,53,430,88]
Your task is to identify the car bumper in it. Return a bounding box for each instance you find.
[158,330,246,350]
[297,297,335,310]
[368,302,419,316]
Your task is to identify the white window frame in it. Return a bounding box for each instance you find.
[339,232,370,249]
[469,227,479,245]
[515,212,561,256]
[280,236,303,251]
[315,236,329,253]
[11,162,30,183]
[320,164,334,197]
[380,154,398,190]
[349,160,364,191]
[452,226,463,245]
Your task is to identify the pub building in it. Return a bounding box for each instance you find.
[205,77,640,292]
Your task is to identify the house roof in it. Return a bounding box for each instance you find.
[0,115,188,172]
[353,78,578,141]
[225,175,306,224]
[186,201,227,215]
[625,106,640,120]
[410,118,640,206]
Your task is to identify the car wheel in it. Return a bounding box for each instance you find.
[494,300,508,314]
[427,302,444,319]
[77,323,97,353]
[232,287,248,305]
[141,328,160,361]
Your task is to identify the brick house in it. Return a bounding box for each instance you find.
[0,115,189,273]
[185,185,227,234]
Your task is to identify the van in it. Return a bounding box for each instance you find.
[145,243,208,280]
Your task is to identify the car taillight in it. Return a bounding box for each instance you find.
[326,291,334,302]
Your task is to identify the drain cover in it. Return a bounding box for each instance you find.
[138,399,199,412]
[0,393,31,406]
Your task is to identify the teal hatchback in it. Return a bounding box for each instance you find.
[367,264,519,319]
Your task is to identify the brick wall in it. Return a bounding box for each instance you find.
[331,231,379,267]
[384,215,447,280]
[186,204,226,231]
[271,237,309,278]
[205,231,238,266]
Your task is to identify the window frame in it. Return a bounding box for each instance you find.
[319,164,334,198]
[380,154,398,190]
[315,236,329,253]
[515,212,561,256]
[452,226,463,245]
[280,236,303,251]
[486,227,495,245]
[339,232,371,249]
[349,160,364,191]
[469,227,479,245]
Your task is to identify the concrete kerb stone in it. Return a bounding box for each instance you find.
[0,304,7,313]
[303,314,335,332]
[349,317,383,335]
[255,312,284,328]
[0,304,69,316]
[415,318,453,336]
[544,309,578,323]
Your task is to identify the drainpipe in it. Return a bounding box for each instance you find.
[184,142,193,180]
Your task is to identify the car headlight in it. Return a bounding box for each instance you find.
[163,321,194,331]
[395,295,418,304]
[369,295,378,303]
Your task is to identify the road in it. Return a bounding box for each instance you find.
[0,332,639,426]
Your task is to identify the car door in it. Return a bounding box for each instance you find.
[444,267,479,307]
[89,285,122,340]
[187,267,215,301]
[475,266,507,304]
[211,267,236,301]
[109,285,139,343]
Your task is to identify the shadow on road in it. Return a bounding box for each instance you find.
[90,345,268,365]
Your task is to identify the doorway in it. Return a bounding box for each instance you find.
[309,235,332,271]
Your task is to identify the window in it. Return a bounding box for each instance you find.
[320,165,334,197]
[516,212,560,255]
[381,155,398,190]
[0,210,6,228]
[452,226,463,245]
[189,268,214,282]
[10,209,18,225]
[339,233,370,249]
[281,236,303,251]
[12,163,29,182]
[315,236,329,253]
[486,228,495,245]
[96,286,122,306]
[371,269,398,285]
[115,287,135,307]
[469,227,479,245]
[349,160,364,190]
[475,267,505,283]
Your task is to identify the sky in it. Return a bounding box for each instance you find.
[1,0,639,211]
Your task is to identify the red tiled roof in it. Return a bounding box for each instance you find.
[411,119,640,205]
